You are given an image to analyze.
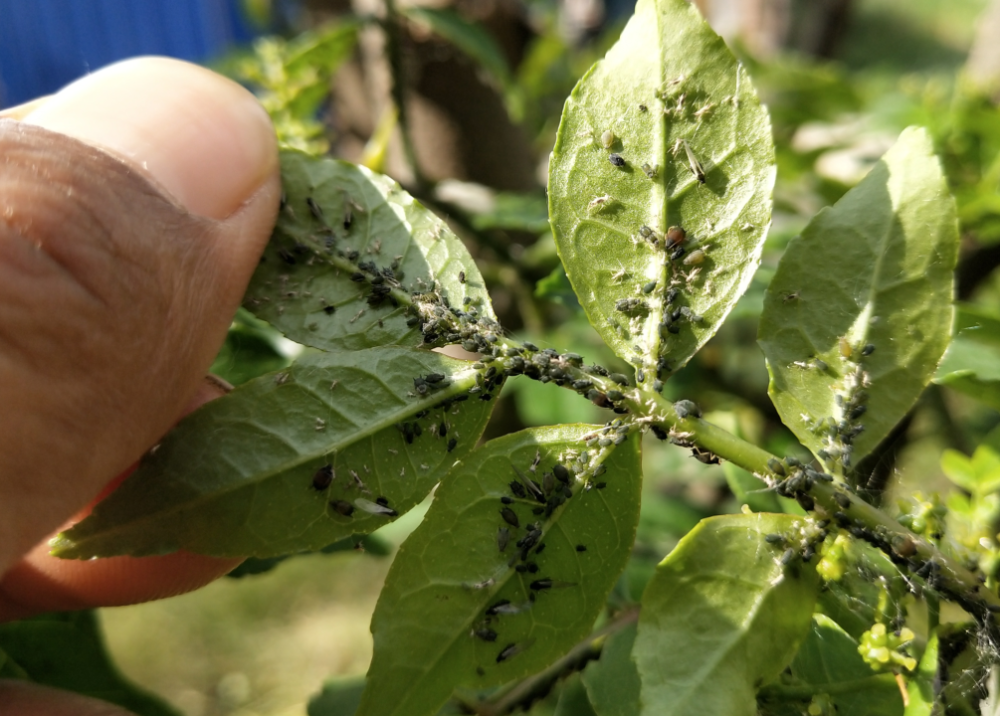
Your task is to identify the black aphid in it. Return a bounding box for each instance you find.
[376,496,389,507]
[500,507,520,528]
[553,464,570,483]
[595,482,607,489]
[496,644,519,663]
[576,545,587,552]
[535,543,546,555]
[530,578,553,591]
[306,196,323,220]
[764,533,784,544]
[351,272,366,282]
[459,271,466,284]
[834,492,852,509]
[861,343,875,357]
[447,438,458,452]
[608,153,626,167]
[673,399,701,419]
[650,425,668,441]
[501,496,513,505]
[475,628,498,642]
[323,305,336,315]
[643,281,657,294]
[509,481,526,498]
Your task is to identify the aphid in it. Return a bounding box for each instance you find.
[278,248,297,265]
[496,643,522,663]
[500,507,520,528]
[530,578,553,591]
[601,130,615,149]
[639,103,648,112]
[323,305,336,315]
[673,399,701,419]
[666,227,686,248]
[351,272,366,282]
[609,373,629,386]
[343,202,354,230]
[498,527,510,552]
[834,492,852,510]
[861,343,875,357]
[509,481,526,499]
[312,465,334,490]
[767,458,786,476]
[849,405,867,420]
[553,464,570,483]
[576,545,587,552]
[653,379,664,392]
[638,225,654,239]
[330,499,354,516]
[683,249,705,265]
[588,194,612,211]
[486,599,511,615]
[447,438,458,452]
[608,153,626,167]
[535,543,546,555]
[459,271,466,284]
[839,337,852,358]
[764,533,785,545]
[355,498,398,517]
[691,448,720,465]
[595,482,607,489]
[474,628,498,642]
[675,138,706,183]
[780,548,796,566]
[641,163,659,179]
[306,196,323,221]
[643,281,657,294]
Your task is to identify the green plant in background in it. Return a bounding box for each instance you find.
[6,0,1000,714]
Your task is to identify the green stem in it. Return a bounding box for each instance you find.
[382,0,425,188]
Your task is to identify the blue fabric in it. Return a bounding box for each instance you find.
[0,0,260,108]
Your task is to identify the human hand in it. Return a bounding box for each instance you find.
[0,57,280,714]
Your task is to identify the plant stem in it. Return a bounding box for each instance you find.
[758,674,900,701]
[382,0,425,188]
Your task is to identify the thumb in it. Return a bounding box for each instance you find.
[0,57,280,573]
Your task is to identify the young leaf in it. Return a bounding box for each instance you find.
[52,348,496,559]
[759,127,958,471]
[780,614,902,716]
[308,677,366,716]
[904,630,940,716]
[244,150,495,352]
[356,426,642,716]
[634,514,819,716]
[581,620,641,716]
[548,0,774,376]
[0,611,180,716]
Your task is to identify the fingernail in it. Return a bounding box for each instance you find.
[21,57,277,220]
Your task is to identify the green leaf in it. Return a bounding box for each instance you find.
[53,347,496,559]
[210,308,291,386]
[935,305,1000,410]
[225,533,391,579]
[634,514,819,716]
[556,673,600,716]
[581,621,641,716]
[783,615,902,716]
[245,151,495,352]
[308,677,366,716]
[548,0,775,375]
[0,645,28,679]
[469,192,550,234]
[759,126,958,470]
[904,630,939,716]
[941,443,1000,496]
[0,611,180,716]
[357,426,642,716]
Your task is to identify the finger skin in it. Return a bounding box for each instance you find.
[0,680,139,716]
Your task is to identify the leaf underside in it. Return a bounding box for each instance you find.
[548,0,775,381]
[634,514,819,716]
[759,127,958,470]
[53,348,496,559]
[245,150,494,352]
[357,426,642,716]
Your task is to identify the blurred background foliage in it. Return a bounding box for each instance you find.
[96,0,1000,713]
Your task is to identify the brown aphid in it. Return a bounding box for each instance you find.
[330,499,354,516]
[666,226,686,247]
[312,465,334,491]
